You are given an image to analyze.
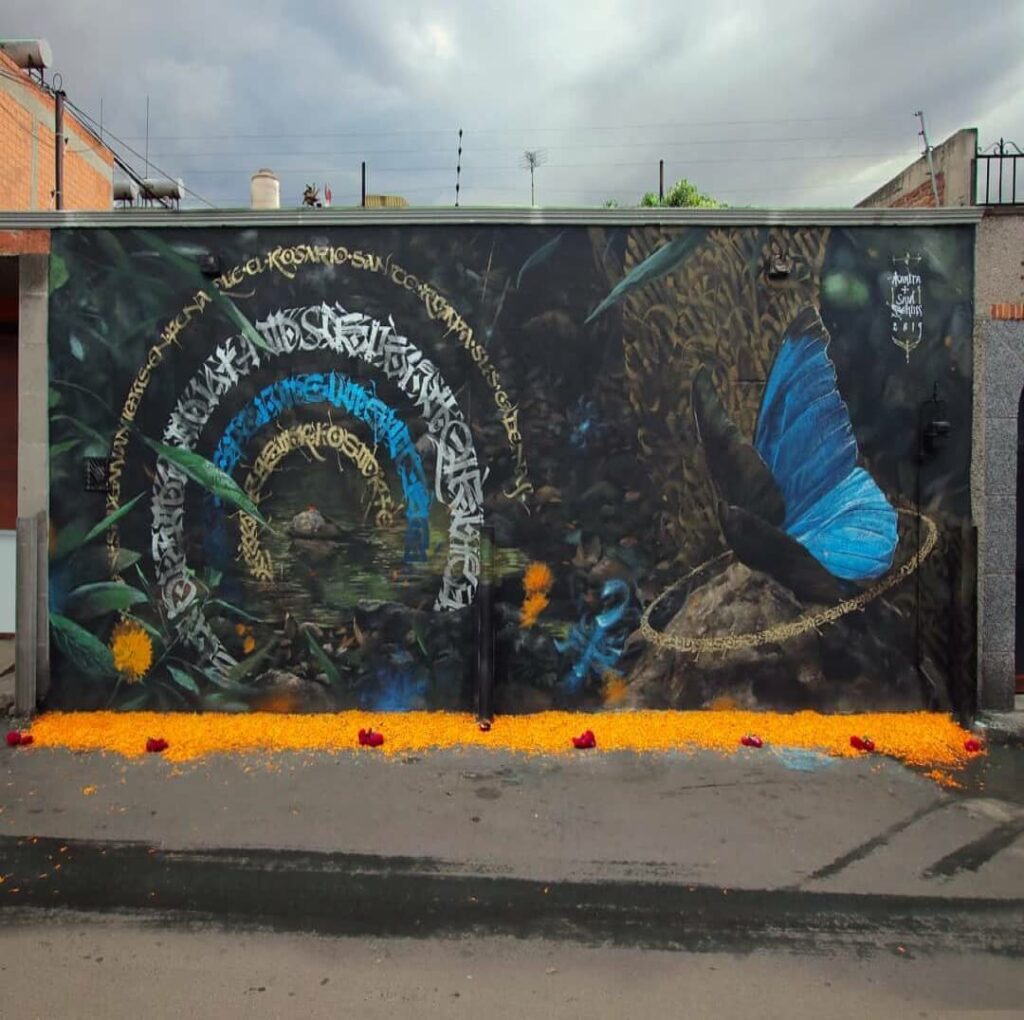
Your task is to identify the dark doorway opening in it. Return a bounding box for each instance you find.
[0,256,18,638]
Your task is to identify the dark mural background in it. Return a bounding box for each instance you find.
[45,222,975,714]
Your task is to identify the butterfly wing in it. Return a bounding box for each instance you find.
[718,502,845,604]
[692,366,785,526]
[754,308,897,582]
[784,467,898,581]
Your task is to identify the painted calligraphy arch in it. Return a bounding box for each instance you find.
[151,303,487,670]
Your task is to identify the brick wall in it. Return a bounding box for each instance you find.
[0,51,113,211]
[888,172,946,209]
[857,128,976,209]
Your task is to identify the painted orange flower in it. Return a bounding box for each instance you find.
[601,672,628,706]
[520,592,550,629]
[523,561,554,596]
[242,634,256,655]
[520,562,555,628]
[110,620,153,682]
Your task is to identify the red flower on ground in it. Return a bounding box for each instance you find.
[572,729,596,749]
[358,728,384,748]
[145,737,169,753]
[6,730,31,747]
[850,735,875,752]
[964,738,984,753]
[18,734,33,746]
[740,735,764,748]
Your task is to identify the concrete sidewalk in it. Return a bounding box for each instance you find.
[1,744,1021,902]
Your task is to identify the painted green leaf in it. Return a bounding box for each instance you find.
[50,438,82,459]
[52,413,107,449]
[226,638,278,682]
[51,380,116,419]
[141,436,269,528]
[65,581,148,619]
[197,666,251,692]
[135,230,273,354]
[304,630,342,686]
[96,229,130,268]
[517,232,563,288]
[50,613,115,678]
[48,389,61,409]
[411,619,429,659]
[585,229,708,324]
[50,253,69,292]
[166,665,200,695]
[203,693,250,713]
[113,549,142,573]
[56,492,146,559]
[207,598,266,623]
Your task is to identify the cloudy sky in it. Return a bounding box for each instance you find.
[6,0,1023,209]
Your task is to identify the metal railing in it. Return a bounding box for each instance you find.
[974,139,1023,206]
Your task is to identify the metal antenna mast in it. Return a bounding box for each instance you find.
[915,110,940,207]
[521,149,547,207]
[455,128,463,207]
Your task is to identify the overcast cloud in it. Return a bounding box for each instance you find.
[5,0,1023,208]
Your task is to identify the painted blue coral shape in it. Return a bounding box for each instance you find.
[753,331,898,581]
[204,372,431,565]
[555,579,631,693]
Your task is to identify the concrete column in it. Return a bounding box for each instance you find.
[15,253,49,713]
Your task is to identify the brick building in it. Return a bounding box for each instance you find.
[0,42,116,633]
[0,48,113,212]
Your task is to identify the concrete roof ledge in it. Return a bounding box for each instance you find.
[0,207,986,229]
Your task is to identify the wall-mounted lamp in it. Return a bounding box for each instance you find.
[764,252,794,280]
[198,253,222,278]
[920,384,951,459]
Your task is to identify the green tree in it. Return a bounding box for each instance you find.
[639,177,723,208]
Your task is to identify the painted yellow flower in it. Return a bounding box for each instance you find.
[110,620,153,682]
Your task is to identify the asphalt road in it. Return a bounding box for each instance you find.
[1,744,1021,1016]
[2,913,1022,1019]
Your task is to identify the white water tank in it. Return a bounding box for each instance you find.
[113,178,140,204]
[142,177,185,200]
[250,169,280,210]
[0,39,52,69]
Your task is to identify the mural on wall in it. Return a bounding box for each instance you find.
[45,221,975,714]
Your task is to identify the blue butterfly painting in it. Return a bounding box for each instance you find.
[692,307,897,603]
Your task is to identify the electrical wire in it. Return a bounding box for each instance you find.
[64,96,216,208]
[145,134,919,159]
[120,113,912,142]
[180,150,918,176]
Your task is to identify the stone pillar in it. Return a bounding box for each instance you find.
[15,253,49,712]
[976,318,1024,710]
